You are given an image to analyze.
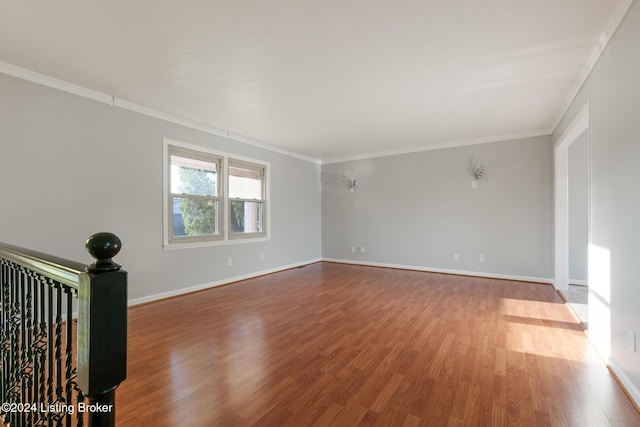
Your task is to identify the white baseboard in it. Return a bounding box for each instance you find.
[322,258,554,285]
[120,257,553,307]
[75,257,550,316]
[569,279,588,286]
[608,358,640,409]
[127,258,322,307]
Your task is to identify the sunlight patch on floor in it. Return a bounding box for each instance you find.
[560,284,588,329]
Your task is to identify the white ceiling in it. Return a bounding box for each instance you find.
[0,1,625,162]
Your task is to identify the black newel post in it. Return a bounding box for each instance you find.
[78,233,127,427]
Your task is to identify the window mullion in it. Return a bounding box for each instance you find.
[223,156,229,241]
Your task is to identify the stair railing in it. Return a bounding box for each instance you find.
[0,233,127,427]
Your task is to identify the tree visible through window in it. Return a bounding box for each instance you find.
[178,167,217,236]
[169,147,222,242]
[165,140,268,246]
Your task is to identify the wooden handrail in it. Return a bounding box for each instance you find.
[0,242,85,289]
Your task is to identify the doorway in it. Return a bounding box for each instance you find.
[554,103,589,328]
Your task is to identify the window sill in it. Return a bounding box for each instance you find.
[163,236,271,250]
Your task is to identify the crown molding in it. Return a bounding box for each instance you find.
[0,61,321,164]
[0,61,114,105]
[552,0,634,133]
[321,128,552,165]
[113,98,229,139]
[227,132,321,164]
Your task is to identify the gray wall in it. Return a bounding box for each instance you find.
[553,0,640,403]
[322,136,553,280]
[0,72,322,301]
[568,131,589,282]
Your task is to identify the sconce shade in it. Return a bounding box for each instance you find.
[467,157,486,180]
[343,174,358,192]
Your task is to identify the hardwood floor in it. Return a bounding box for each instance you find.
[116,262,640,426]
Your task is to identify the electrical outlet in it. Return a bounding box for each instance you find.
[260,253,264,261]
[629,330,636,352]
[454,253,459,261]
[351,246,356,253]
[360,246,366,253]
[479,254,485,262]
[228,258,233,267]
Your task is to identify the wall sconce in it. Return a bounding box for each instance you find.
[467,157,486,188]
[343,175,358,192]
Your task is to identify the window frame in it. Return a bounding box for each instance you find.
[227,158,267,240]
[163,139,270,249]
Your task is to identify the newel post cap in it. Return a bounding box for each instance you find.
[85,232,122,272]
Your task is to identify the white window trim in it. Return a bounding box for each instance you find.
[227,158,268,240]
[163,138,271,249]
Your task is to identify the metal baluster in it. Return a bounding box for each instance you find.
[0,260,7,426]
[37,278,48,427]
[25,271,35,427]
[65,287,74,426]
[8,265,20,426]
[0,260,7,423]
[31,273,44,427]
[18,267,26,427]
[54,282,63,427]
[47,281,54,427]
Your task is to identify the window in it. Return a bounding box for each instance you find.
[164,139,269,247]
[167,145,222,243]
[228,160,266,238]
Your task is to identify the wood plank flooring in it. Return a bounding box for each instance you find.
[116,262,640,426]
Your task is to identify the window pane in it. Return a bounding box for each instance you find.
[171,155,218,196]
[173,197,218,237]
[230,201,263,234]
[229,165,262,199]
